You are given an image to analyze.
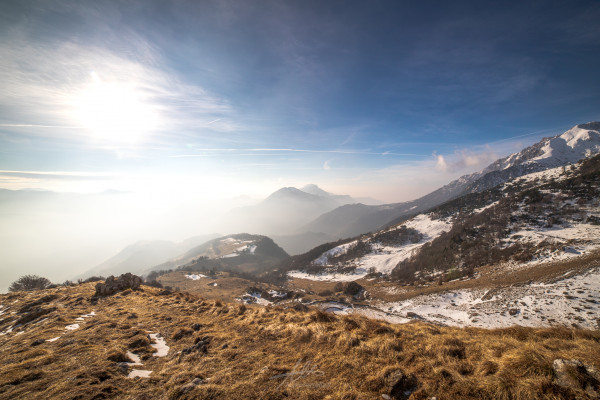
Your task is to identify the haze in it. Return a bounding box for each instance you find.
[1,0,599,291]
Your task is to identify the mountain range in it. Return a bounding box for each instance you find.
[80,122,600,279]
[302,122,600,238]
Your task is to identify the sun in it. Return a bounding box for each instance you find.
[74,72,158,145]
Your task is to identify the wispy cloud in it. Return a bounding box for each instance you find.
[171,148,426,157]
[0,124,83,129]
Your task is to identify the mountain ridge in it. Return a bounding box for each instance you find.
[302,122,600,238]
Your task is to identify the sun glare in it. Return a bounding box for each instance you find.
[74,72,158,145]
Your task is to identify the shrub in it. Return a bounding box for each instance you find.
[9,275,51,292]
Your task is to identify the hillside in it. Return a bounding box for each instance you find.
[2,282,600,399]
[287,153,600,282]
[149,234,289,275]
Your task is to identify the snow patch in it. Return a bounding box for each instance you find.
[128,370,152,379]
[313,241,358,266]
[240,292,273,305]
[366,268,600,329]
[65,324,80,330]
[149,333,169,357]
[288,269,369,282]
[185,274,207,280]
[220,253,239,258]
[126,351,143,366]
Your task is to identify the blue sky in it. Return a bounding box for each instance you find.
[1,0,599,201]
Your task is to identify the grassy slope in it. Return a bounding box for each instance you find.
[1,284,599,399]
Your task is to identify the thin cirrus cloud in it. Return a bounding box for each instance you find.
[0,170,116,180]
[171,148,426,157]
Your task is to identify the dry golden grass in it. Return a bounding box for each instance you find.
[1,283,599,399]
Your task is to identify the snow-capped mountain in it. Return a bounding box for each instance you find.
[304,122,600,237]
[484,121,600,172]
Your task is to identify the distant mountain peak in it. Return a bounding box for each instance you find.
[300,184,330,197]
[266,187,315,200]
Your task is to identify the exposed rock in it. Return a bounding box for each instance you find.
[293,303,309,312]
[406,312,422,320]
[553,359,600,397]
[383,369,418,400]
[191,323,202,331]
[178,338,209,362]
[509,308,520,316]
[30,339,46,346]
[344,281,363,296]
[94,273,142,297]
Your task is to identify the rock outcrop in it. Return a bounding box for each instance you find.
[94,273,142,296]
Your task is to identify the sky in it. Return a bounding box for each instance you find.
[1,0,599,288]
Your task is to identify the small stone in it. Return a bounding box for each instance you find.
[116,362,130,375]
[344,281,363,296]
[406,312,422,319]
[383,369,418,400]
